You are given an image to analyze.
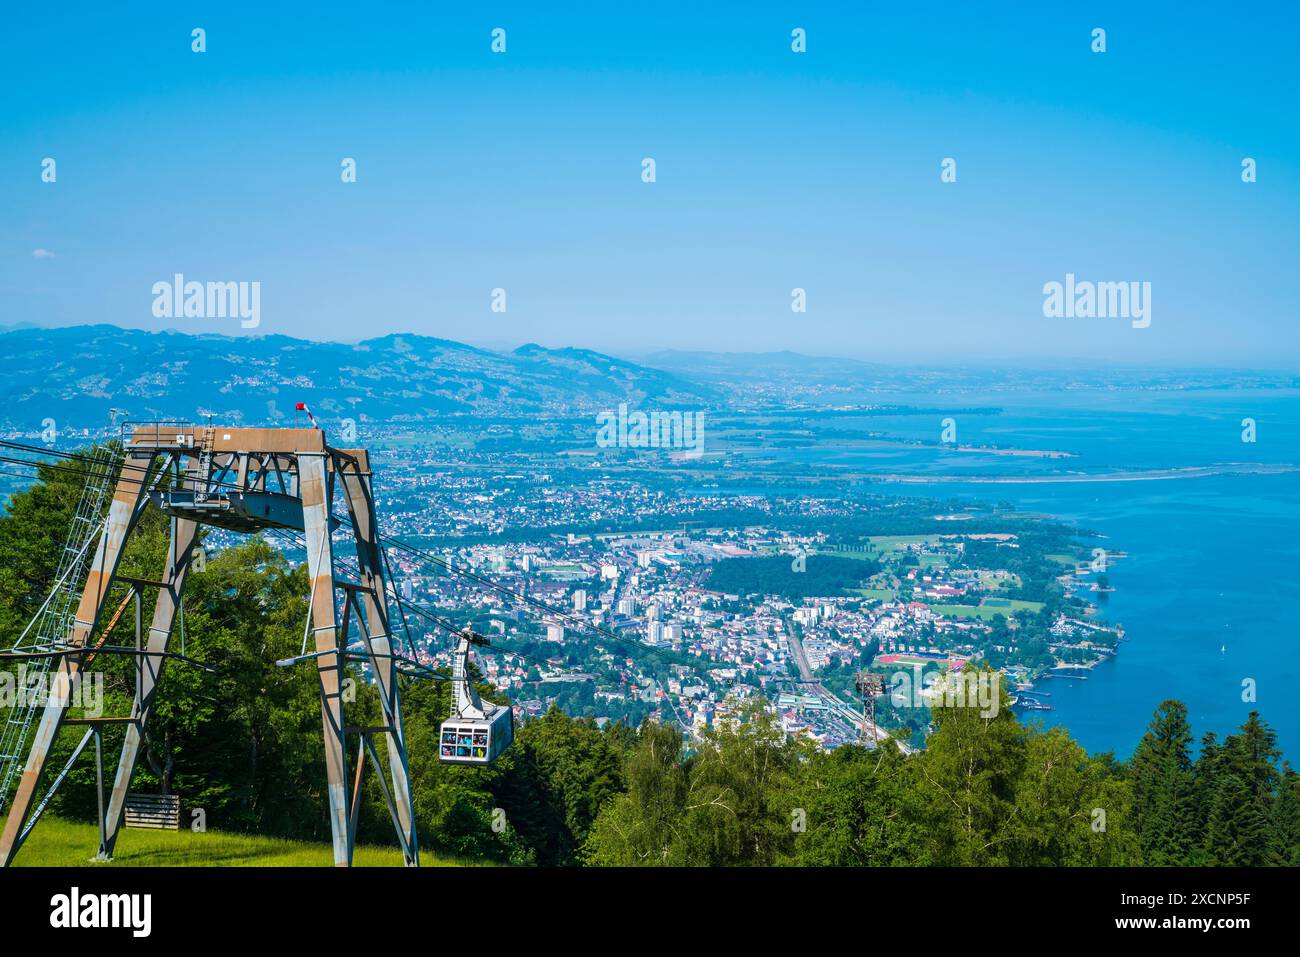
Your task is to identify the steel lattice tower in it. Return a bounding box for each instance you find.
[0,423,418,867]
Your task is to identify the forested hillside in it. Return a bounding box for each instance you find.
[0,325,715,426]
[1,453,1297,866]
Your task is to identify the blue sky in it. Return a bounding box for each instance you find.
[1,2,1297,363]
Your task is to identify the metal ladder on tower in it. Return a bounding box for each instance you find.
[193,423,216,503]
[0,444,122,814]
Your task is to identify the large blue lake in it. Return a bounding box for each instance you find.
[816,387,1300,758]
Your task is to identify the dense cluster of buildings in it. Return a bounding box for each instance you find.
[356,450,1089,747]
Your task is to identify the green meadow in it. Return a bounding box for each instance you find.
[929,598,1045,621]
[5,816,473,867]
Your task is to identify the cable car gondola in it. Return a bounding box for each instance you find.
[439,631,513,765]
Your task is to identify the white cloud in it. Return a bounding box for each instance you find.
[32,248,55,259]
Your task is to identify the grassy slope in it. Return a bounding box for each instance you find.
[6,816,474,867]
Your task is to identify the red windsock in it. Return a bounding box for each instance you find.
[294,402,319,429]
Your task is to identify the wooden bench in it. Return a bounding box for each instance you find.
[123,792,181,830]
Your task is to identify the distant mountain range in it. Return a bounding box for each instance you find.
[0,325,717,428]
[2,326,1293,430]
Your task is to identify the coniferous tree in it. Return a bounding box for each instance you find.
[1204,770,1269,866]
[1267,765,1300,866]
[1236,711,1281,803]
[1127,700,1197,865]
[1198,714,1282,867]
[1184,730,1224,864]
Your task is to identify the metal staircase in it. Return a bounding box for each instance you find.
[194,424,216,503]
[0,444,121,813]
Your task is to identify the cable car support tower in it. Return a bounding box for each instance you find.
[0,423,421,867]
